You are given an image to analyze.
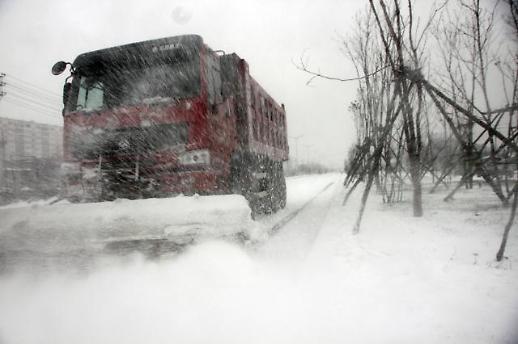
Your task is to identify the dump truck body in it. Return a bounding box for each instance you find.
[58,35,288,213]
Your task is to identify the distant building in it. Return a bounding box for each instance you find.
[0,117,62,160]
[0,117,63,201]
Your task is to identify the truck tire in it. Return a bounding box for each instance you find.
[253,159,274,215]
[276,163,287,209]
[256,160,287,214]
[230,154,285,217]
[271,162,286,211]
[230,153,262,216]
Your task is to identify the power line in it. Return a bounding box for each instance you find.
[3,73,61,97]
[6,87,61,109]
[2,98,61,120]
[2,81,63,115]
[6,82,61,103]
[0,73,62,120]
[3,94,60,114]
[6,92,61,112]
[2,98,61,119]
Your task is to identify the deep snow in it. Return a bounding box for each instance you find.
[0,193,253,263]
[0,174,517,343]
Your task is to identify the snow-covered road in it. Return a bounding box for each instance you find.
[0,173,517,343]
[255,174,339,263]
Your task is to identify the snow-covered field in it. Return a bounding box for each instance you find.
[0,173,517,343]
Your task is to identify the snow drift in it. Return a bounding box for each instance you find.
[0,194,254,257]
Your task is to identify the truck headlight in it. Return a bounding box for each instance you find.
[179,149,210,165]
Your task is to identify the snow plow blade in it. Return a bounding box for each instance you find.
[0,195,255,265]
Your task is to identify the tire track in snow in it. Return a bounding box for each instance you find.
[269,181,335,234]
[252,178,340,262]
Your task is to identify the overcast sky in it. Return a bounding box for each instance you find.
[0,0,507,168]
[0,0,372,168]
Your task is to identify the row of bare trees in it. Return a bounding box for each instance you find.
[301,0,518,260]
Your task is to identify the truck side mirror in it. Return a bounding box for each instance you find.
[63,82,71,106]
[52,61,68,75]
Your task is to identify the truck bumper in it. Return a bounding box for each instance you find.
[62,164,229,201]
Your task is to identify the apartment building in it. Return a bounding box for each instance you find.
[0,117,62,160]
[0,117,63,200]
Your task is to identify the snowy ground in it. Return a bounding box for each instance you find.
[0,173,517,343]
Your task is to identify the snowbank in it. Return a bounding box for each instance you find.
[0,197,62,210]
[0,194,253,254]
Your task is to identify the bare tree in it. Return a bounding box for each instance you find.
[384,0,518,260]
[360,0,518,258]
[299,0,518,259]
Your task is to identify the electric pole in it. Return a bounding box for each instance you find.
[0,73,6,100]
[0,73,5,191]
[0,129,5,190]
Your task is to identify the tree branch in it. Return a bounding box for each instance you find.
[294,57,390,85]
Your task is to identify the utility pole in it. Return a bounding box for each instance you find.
[0,73,6,100]
[0,73,5,191]
[0,129,5,190]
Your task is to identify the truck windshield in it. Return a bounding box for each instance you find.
[74,60,200,111]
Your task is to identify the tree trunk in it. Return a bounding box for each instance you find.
[353,168,377,234]
[409,153,423,217]
[496,186,518,261]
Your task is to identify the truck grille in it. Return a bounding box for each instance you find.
[71,123,188,160]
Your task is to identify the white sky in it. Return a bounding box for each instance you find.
[0,0,509,168]
[0,0,369,168]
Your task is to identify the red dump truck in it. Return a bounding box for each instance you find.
[52,35,288,214]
